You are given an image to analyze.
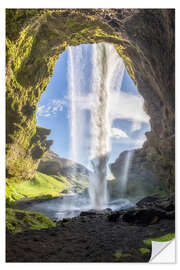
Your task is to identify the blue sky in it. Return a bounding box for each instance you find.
[37,44,150,168]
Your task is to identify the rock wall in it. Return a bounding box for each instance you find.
[6,9,175,190]
[110,142,163,199]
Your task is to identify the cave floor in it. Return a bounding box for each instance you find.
[6,214,174,263]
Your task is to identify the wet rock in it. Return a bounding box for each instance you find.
[122,208,167,225]
[80,208,112,217]
[107,212,121,222]
[166,211,175,219]
[155,199,175,212]
[136,196,160,207]
[80,210,97,216]
[136,196,175,216]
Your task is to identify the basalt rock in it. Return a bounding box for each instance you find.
[122,196,175,225]
[6,9,175,191]
[136,196,161,207]
[107,211,125,222]
[122,208,167,225]
[136,195,175,211]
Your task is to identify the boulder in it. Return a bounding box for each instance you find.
[122,208,167,225]
[136,196,160,207]
[107,211,125,222]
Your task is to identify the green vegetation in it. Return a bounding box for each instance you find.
[6,208,55,234]
[6,171,72,204]
[139,248,150,254]
[143,233,175,246]
[114,251,131,259]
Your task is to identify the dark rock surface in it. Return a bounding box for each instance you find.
[122,208,167,225]
[6,211,174,262]
[121,196,175,225]
[6,195,175,262]
[136,195,175,211]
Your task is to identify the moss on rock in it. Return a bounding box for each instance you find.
[6,208,55,234]
[143,233,175,246]
[139,248,150,254]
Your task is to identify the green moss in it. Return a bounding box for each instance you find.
[114,251,123,258]
[6,171,72,204]
[143,233,175,246]
[152,233,175,242]
[139,248,150,254]
[6,208,55,234]
[6,9,45,41]
[114,251,131,259]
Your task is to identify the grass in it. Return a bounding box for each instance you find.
[6,208,56,234]
[6,171,72,204]
[143,233,175,246]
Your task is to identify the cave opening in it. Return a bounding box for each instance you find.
[34,42,151,219]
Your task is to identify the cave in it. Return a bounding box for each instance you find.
[36,42,153,203]
[6,9,175,262]
[6,9,175,191]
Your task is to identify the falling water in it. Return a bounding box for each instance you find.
[88,43,110,209]
[67,45,89,181]
[119,150,134,197]
[68,46,78,168]
[68,42,130,209]
[88,43,125,209]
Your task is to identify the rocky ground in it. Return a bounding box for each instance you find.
[6,196,175,262]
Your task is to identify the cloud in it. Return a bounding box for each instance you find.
[37,99,66,117]
[108,90,150,124]
[72,89,149,127]
[111,127,128,139]
[113,132,147,149]
[131,121,142,132]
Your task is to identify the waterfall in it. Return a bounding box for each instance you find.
[88,43,110,209]
[68,43,125,209]
[68,46,78,168]
[119,150,134,197]
[67,45,89,180]
[88,43,125,209]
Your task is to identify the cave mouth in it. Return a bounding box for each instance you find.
[34,42,151,219]
[37,42,151,169]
